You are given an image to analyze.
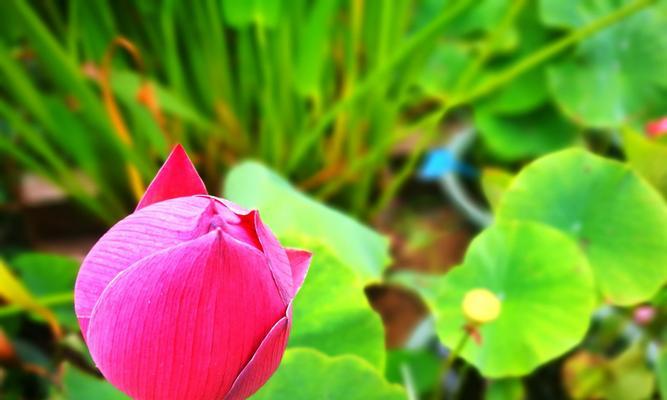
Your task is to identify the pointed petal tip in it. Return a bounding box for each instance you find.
[136,144,208,211]
[224,315,290,400]
[286,248,312,295]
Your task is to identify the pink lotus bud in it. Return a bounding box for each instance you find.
[633,305,656,326]
[645,117,667,138]
[74,145,312,400]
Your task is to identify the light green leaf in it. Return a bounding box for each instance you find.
[479,68,549,115]
[294,0,340,97]
[10,253,78,297]
[0,259,61,337]
[604,342,654,400]
[251,349,406,400]
[10,253,79,330]
[564,343,655,400]
[481,168,514,211]
[224,161,391,282]
[543,2,667,127]
[222,0,282,28]
[287,238,385,369]
[419,42,472,95]
[475,105,578,161]
[429,221,595,377]
[53,363,129,400]
[442,0,510,36]
[656,346,667,399]
[485,378,525,400]
[385,349,440,395]
[622,128,667,199]
[498,149,667,305]
[480,2,550,115]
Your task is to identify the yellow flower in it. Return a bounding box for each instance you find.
[462,288,501,324]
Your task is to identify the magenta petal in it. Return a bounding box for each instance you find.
[86,229,286,400]
[253,212,294,303]
[75,196,213,336]
[286,248,312,294]
[136,144,207,211]
[224,306,291,400]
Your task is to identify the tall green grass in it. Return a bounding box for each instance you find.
[0,0,659,222]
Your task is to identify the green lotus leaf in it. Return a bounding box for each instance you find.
[479,2,550,115]
[485,378,525,400]
[10,252,79,330]
[224,161,391,282]
[53,363,129,400]
[419,42,472,96]
[475,105,578,161]
[498,148,667,305]
[251,349,406,400]
[286,237,386,369]
[429,221,595,377]
[542,1,667,127]
[481,168,514,211]
[622,129,667,199]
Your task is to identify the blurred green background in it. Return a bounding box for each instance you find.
[2,0,667,399]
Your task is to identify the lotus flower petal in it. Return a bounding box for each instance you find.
[253,212,293,302]
[646,117,667,138]
[136,145,207,211]
[75,196,266,337]
[86,229,286,400]
[224,306,291,400]
[75,145,311,399]
[286,249,312,293]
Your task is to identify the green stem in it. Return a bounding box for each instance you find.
[0,292,74,319]
[286,0,474,172]
[254,23,284,167]
[453,0,526,94]
[373,0,655,217]
[432,330,471,400]
[370,106,450,217]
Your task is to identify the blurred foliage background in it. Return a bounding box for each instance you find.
[2,0,667,399]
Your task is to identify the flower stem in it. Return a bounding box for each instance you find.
[432,329,471,400]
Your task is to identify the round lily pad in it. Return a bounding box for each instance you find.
[251,349,406,400]
[474,105,578,161]
[498,149,667,305]
[542,1,667,127]
[433,221,595,377]
[285,237,386,369]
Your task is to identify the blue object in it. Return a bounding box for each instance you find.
[419,148,477,180]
